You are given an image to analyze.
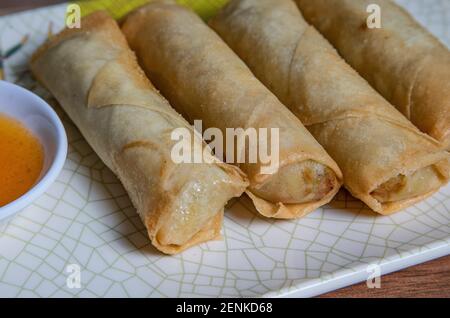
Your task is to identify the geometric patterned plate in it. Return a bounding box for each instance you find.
[0,0,449,297]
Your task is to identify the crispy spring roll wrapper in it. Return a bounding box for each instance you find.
[122,2,343,219]
[210,0,450,214]
[30,12,248,254]
[295,0,450,150]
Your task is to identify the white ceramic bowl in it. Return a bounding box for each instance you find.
[0,80,67,222]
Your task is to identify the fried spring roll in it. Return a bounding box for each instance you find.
[295,0,450,149]
[210,0,450,214]
[122,1,343,219]
[30,12,248,254]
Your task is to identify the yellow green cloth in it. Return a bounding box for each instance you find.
[72,0,229,21]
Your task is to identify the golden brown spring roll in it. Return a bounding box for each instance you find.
[210,0,450,214]
[122,1,343,219]
[30,12,248,254]
[295,0,450,150]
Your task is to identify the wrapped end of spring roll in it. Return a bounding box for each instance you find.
[362,151,450,214]
[211,0,450,215]
[308,114,450,215]
[122,1,343,219]
[246,158,342,219]
[30,11,248,254]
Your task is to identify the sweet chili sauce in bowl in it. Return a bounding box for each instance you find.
[0,80,67,222]
[0,114,45,207]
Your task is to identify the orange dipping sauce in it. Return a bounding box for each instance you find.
[0,113,44,207]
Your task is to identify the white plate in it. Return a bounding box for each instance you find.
[0,1,448,298]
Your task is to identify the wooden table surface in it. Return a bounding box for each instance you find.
[1,0,449,299]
